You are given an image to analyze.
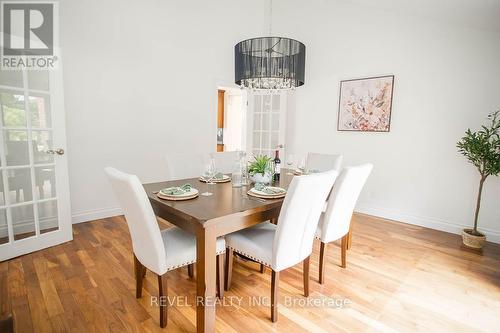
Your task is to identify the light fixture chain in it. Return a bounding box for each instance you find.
[269,0,273,35]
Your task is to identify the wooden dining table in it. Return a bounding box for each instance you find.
[143,170,295,333]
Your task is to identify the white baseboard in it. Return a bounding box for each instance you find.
[356,202,500,244]
[69,204,500,245]
[71,206,123,224]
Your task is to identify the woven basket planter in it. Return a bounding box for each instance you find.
[462,229,486,249]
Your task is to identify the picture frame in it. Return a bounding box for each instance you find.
[337,75,394,132]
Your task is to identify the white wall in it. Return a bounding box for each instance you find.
[60,0,500,243]
[275,0,500,242]
[60,0,266,222]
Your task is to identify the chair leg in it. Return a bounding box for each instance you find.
[341,235,347,268]
[216,254,224,299]
[347,223,353,250]
[319,242,326,284]
[260,264,265,274]
[0,314,14,333]
[134,254,145,298]
[187,263,194,279]
[225,248,233,291]
[303,256,310,297]
[158,273,168,328]
[271,270,279,322]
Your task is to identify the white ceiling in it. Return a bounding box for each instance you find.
[347,0,500,33]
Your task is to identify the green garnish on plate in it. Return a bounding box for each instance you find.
[160,183,193,196]
[254,183,286,195]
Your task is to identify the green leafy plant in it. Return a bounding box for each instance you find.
[248,155,272,176]
[457,110,500,236]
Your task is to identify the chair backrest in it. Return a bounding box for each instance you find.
[212,151,238,174]
[319,164,373,243]
[104,167,167,274]
[272,170,338,271]
[306,153,343,172]
[165,153,204,180]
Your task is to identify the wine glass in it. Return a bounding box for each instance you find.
[286,154,295,175]
[200,157,216,196]
[266,160,276,185]
[298,155,307,174]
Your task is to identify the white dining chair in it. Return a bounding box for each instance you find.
[306,153,343,173]
[165,153,204,180]
[211,151,238,174]
[104,167,226,328]
[224,170,338,322]
[316,164,373,284]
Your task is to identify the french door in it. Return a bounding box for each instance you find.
[0,67,71,261]
[246,91,287,158]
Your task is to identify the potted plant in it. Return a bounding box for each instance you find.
[248,155,273,184]
[457,110,500,249]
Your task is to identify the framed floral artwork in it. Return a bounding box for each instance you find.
[337,75,394,132]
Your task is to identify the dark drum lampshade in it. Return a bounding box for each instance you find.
[235,37,305,90]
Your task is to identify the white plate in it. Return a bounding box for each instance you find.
[159,188,199,198]
[248,186,286,198]
[199,174,231,183]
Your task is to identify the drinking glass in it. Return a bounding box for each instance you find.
[267,160,276,185]
[298,155,307,174]
[201,157,216,196]
[286,154,295,175]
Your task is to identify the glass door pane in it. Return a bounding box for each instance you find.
[32,130,54,164]
[35,166,56,199]
[1,90,26,127]
[0,170,5,206]
[39,200,58,234]
[0,70,23,88]
[4,130,30,166]
[29,94,52,128]
[12,204,36,240]
[0,209,7,245]
[7,168,33,204]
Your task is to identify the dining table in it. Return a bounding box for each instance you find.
[143,170,295,333]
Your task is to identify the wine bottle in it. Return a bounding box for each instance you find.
[273,150,281,182]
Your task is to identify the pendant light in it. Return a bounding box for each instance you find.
[234,0,306,90]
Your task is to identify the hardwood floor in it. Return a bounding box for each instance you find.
[1,213,499,332]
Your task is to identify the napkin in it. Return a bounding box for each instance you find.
[254,183,286,195]
[160,183,192,196]
[213,172,224,180]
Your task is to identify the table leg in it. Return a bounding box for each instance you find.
[347,223,353,250]
[196,226,217,333]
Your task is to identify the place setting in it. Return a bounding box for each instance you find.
[198,172,231,183]
[246,155,287,200]
[247,182,287,199]
[156,183,199,201]
[156,155,227,200]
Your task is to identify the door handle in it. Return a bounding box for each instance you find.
[46,148,65,155]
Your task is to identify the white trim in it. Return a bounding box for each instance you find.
[68,203,500,245]
[0,214,58,236]
[356,202,500,244]
[71,206,123,224]
[0,229,71,261]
